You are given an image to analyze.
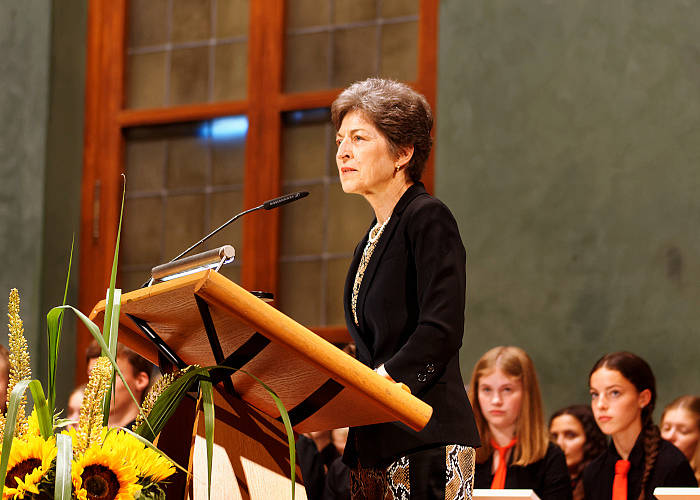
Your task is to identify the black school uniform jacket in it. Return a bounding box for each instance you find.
[341,183,480,468]
[473,442,573,500]
[583,436,697,499]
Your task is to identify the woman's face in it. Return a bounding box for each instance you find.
[335,111,402,196]
[477,368,523,435]
[661,408,700,460]
[589,367,651,437]
[550,414,587,470]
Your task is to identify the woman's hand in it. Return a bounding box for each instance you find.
[375,364,395,382]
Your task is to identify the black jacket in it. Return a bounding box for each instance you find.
[474,442,573,500]
[583,435,697,499]
[342,183,480,468]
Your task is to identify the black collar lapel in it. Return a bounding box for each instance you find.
[355,183,426,329]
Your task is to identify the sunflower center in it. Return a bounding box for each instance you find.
[82,465,121,500]
[5,458,42,488]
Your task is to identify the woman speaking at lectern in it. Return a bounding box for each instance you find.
[333,78,480,498]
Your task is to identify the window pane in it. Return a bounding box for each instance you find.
[126,0,250,109]
[126,52,167,109]
[278,261,322,327]
[283,0,419,93]
[128,0,169,48]
[380,21,418,81]
[217,0,250,38]
[284,32,330,93]
[332,26,378,88]
[120,118,246,290]
[171,0,211,44]
[170,47,210,106]
[213,42,248,101]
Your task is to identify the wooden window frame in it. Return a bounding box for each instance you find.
[78,0,438,383]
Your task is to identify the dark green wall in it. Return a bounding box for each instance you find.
[0,1,52,388]
[40,0,87,408]
[0,0,86,410]
[436,0,700,417]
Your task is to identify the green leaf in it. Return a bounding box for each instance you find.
[133,367,211,442]
[200,379,214,500]
[54,433,72,500]
[28,380,52,439]
[102,177,125,425]
[102,289,122,426]
[102,175,125,351]
[0,380,32,497]
[49,305,153,435]
[47,234,74,414]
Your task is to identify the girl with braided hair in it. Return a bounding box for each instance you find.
[583,352,696,499]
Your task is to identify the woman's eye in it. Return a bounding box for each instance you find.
[353,135,363,142]
[590,392,598,400]
[502,387,511,393]
[610,390,620,397]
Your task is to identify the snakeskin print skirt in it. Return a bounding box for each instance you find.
[350,444,475,500]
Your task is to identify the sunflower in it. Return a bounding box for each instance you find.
[25,409,43,439]
[102,430,175,483]
[72,444,141,500]
[3,434,56,499]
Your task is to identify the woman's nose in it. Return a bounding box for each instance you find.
[556,435,566,450]
[336,137,351,158]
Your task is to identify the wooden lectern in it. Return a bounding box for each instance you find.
[90,270,433,499]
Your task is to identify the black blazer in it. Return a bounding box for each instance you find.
[583,436,697,499]
[474,442,573,500]
[342,183,480,468]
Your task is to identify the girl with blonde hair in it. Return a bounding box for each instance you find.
[469,346,571,499]
[661,395,700,483]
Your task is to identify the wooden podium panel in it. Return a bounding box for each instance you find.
[90,270,433,433]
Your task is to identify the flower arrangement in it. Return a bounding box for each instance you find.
[1,289,176,499]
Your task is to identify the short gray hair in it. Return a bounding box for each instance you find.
[331,78,433,183]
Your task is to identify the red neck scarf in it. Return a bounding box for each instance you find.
[490,437,518,489]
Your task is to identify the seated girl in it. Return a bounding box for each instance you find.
[584,352,697,499]
[469,346,572,499]
[549,404,606,500]
[661,395,700,484]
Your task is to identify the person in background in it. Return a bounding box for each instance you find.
[333,77,480,498]
[660,395,700,483]
[469,346,572,500]
[0,344,8,413]
[86,341,153,428]
[584,352,697,499]
[549,404,606,500]
[66,384,85,430]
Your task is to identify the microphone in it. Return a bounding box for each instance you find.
[263,190,309,210]
[141,191,309,287]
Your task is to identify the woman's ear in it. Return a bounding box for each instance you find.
[638,388,652,409]
[395,145,414,169]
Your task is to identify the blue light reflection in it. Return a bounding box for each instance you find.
[199,115,248,142]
